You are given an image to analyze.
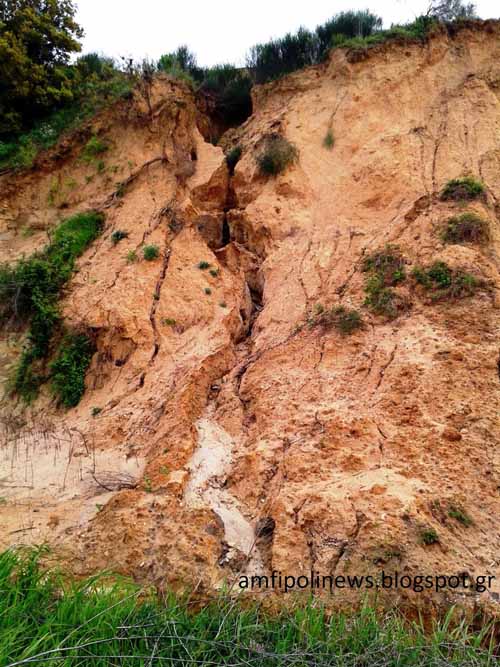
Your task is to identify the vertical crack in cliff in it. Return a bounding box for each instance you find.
[431,96,449,193]
[149,246,171,365]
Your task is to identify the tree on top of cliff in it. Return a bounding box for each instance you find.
[0,0,83,135]
[427,0,477,21]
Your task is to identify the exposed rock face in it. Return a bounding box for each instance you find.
[1,23,499,607]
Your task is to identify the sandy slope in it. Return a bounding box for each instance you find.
[0,21,499,610]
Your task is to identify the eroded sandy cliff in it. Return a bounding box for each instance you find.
[1,21,499,609]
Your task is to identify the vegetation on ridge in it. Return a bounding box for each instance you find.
[0,547,496,667]
[440,212,489,244]
[0,211,103,404]
[412,261,483,300]
[440,177,485,201]
[0,1,484,170]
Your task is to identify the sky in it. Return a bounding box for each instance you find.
[76,0,500,67]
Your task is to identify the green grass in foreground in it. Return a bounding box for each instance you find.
[0,548,497,666]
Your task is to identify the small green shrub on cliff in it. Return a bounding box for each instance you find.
[420,527,439,546]
[143,244,160,261]
[448,504,473,527]
[323,130,335,149]
[257,134,298,176]
[412,261,480,300]
[440,213,489,244]
[81,135,108,163]
[126,250,137,263]
[362,245,409,319]
[440,177,485,201]
[50,333,94,407]
[309,304,363,335]
[362,245,406,285]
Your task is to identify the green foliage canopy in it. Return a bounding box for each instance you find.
[0,0,83,135]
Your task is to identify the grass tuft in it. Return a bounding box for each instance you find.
[448,505,474,527]
[323,130,335,150]
[81,135,108,163]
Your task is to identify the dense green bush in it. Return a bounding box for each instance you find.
[50,333,94,407]
[0,0,83,136]
[0,4,134,170]
[316,10,383,54]
[257,134,298,176]
[247,11,383,83]
[412,261,480,300]
[440,212,489,244]
[362,245,406,285]
[0,211,103,403]
[331,16,433,49]
[157,48,252,127]
[157,45,199,83]
[0,67,131,170]
[420,527,440,545]
[440,177,485,201]
[199,65,253,126]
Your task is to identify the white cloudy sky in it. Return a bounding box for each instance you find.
[76,0,500,66]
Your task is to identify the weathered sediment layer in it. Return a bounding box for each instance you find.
[1,21,499,609]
